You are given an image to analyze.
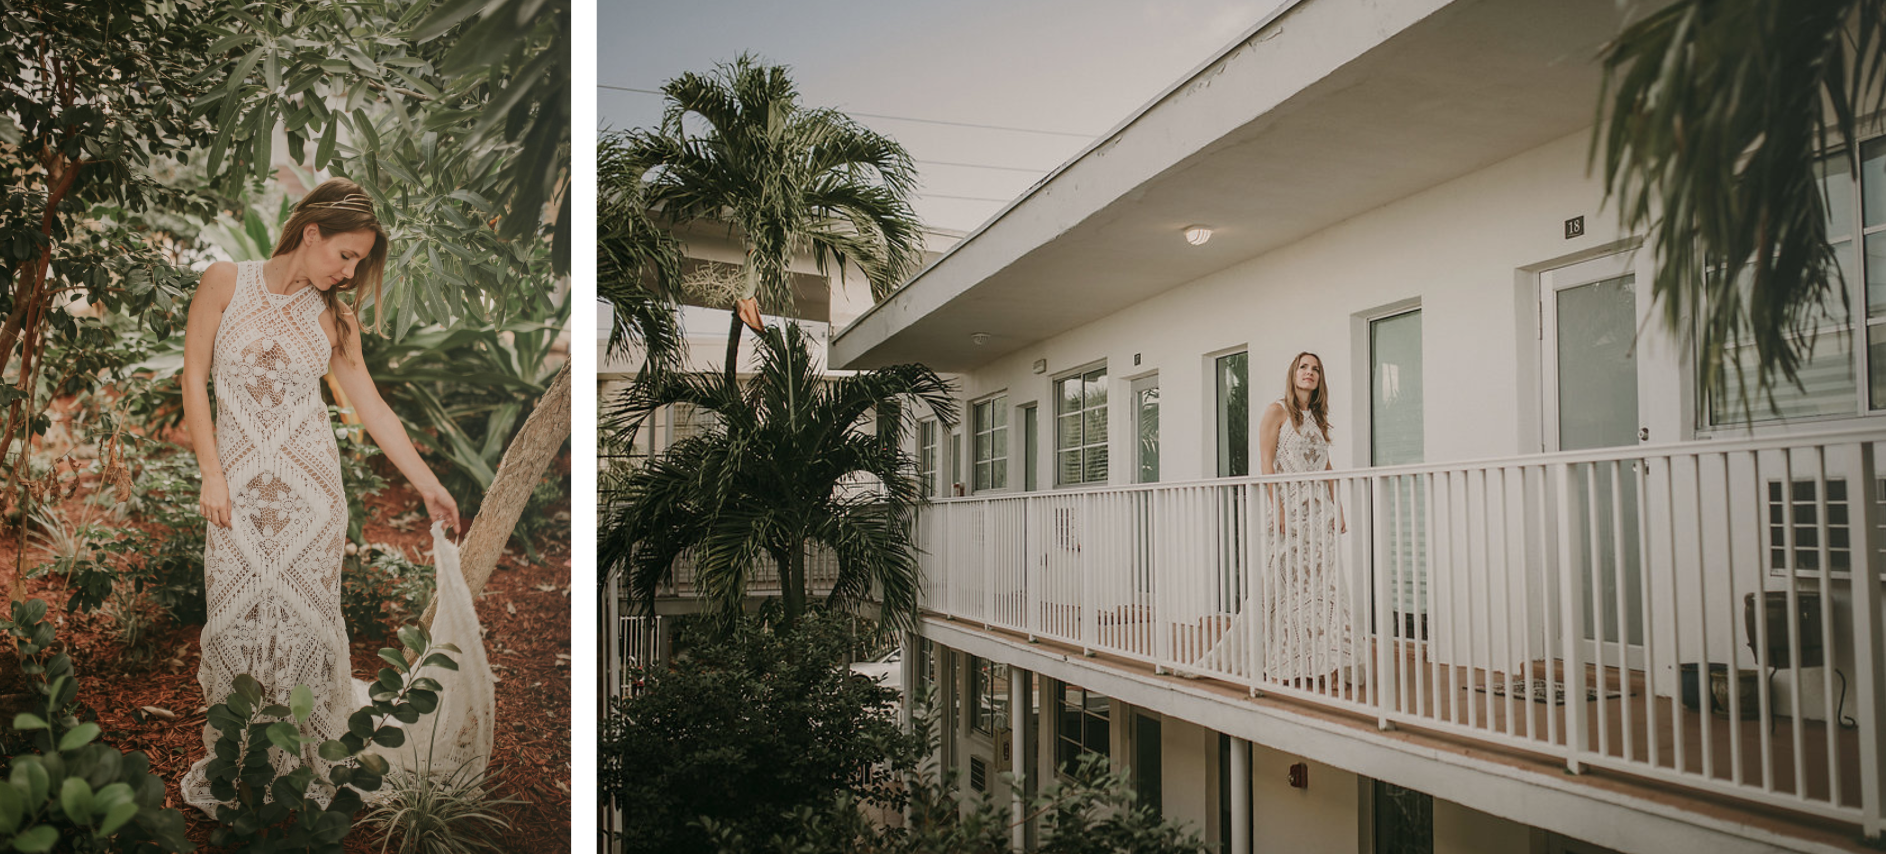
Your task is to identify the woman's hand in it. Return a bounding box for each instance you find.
[200,476,233,529]
[423,487,462,538]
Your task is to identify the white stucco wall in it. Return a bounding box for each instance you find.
[946,127,1658,492]
[1158,716,1213,839]
[1249,741,1360,854]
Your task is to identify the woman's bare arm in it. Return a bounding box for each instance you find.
[322,309,462,534]
[1260,401,1286,531]
[182,262,238,529]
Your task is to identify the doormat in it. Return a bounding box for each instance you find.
[1474,677,1625,706]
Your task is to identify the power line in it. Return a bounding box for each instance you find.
[917,159,1047,174]
[599,82,1096,139]
[920,192,1013,203]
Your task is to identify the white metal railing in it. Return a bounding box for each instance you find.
[917,429,1886,837]
[659,546,843,598]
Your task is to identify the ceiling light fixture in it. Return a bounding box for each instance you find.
[1183,224,1213,246]
[971,332,991,346]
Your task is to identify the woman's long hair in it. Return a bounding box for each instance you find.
[1282,351,1331,440]
[271,177,388,356]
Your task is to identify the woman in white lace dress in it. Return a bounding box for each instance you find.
[1258,352,1352,683]
[177,178,461,813]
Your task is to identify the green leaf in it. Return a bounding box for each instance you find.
[265,721,303,755]
[11,714,48,732]
[56,722,99,752]
[58,777,93,825]
[95,801,137,837]
[0,783,22,835]
[317,740,351,762]
[290,684,314,723]
[11,825,57,853]
[376,649,410,674]
[315,121,339,170]
[397,625,428,654]
[409,0,491,42]
[356,752,389,775]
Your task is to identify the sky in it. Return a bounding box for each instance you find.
[600,1,1281,234]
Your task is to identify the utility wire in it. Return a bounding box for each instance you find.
[600,83,1096,139]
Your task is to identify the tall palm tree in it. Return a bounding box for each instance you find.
[601,322,956,631]
[598,141,686,380]
[606,54,925,386]
[1595,0,1886,411]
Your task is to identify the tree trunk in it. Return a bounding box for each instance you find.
[420,361,571,631]
[781,540,807,627]
[722,310,743,388]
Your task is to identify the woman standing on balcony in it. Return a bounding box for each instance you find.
[1259,351,1353,684]
[1193,352,1354,686]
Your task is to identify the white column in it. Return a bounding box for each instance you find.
[1229,737,1251,854]
[1011,667,1029,851]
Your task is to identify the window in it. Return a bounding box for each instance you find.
[669,402,719,447]
[1707,148,1884,425]
[1022,404,1039,492]
[918,420,938,498]
[1372,781,1433,854]
[1763,477,1886,577]
[1056,367,1108,486]
[1056,683,1110,771]
[973,396,1009,491]
[1372,310,1428,630]
[969,656,1007,734]
[1133,713,1162,814]
[1215,352,1248,477]
[1133,376,1160,483]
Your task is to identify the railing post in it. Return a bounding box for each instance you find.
[983,502,995,629]
[1555,462,1588,774]
[1352,475,1373,711]
[1154,489,1172,671]
[1026,497,1039,642]
[1851,442,1885,840]
[1372,475,1394,730]
[1082,499,1095,655]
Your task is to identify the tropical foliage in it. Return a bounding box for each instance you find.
[1595,0,1886,408]
[599,614,919,854]
[193,0,570,322]
[605,53,925,383]
[602,322,956,631]
[0,599,193,853]
[708,752,1209,854]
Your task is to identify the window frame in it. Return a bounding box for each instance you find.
[1054,364,1109,487]
[971,394,1010,493]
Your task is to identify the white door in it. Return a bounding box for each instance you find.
[1542,253,1646,652]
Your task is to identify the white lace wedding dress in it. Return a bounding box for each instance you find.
[182,260,493,815]
[1193,403,1354,682]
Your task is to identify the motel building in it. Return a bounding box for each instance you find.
[829,1,1886,852]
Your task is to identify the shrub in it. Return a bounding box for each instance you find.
[0,599,194,853]
[202,627,460,854]
[598,612,919,854]
[342,548,435,643]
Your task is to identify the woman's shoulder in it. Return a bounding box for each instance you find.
[196,261,240,302]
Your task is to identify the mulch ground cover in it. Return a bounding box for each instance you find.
[0,431,572,853]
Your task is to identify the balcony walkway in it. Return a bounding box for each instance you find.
[933,613,1872,853]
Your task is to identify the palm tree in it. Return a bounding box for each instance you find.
[606,54,925,387]
[1595,0,1886,411]
[600,322,956,631]
[598,141,686,380]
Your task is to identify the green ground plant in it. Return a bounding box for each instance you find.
[341,547,435,644]
[359,758,517,854]
[599,613,918,854]
[202,627,460,854]
[0,599,194,853]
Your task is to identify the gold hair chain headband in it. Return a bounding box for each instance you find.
[300,193,374,214]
